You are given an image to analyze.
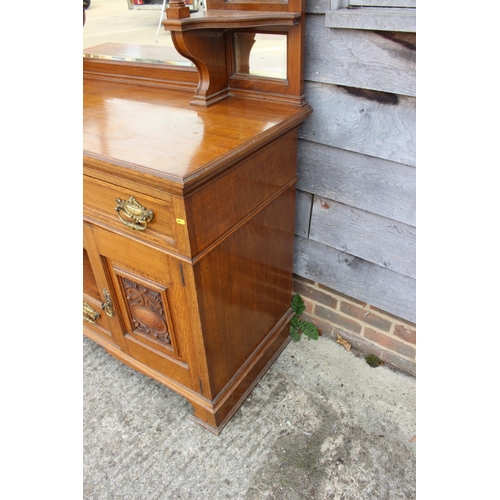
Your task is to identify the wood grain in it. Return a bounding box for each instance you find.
[325,7,416,32]
[194,185,296,396]
[297,140,416,226]
[300,82,416,166]
[185,130,298,256]
[297,7,416,325]
[294,189,313,238]
[293,235,415,323]
[305,15,415,97]
[89,224,200,389]
[309,197,416,279]
[349,1,416,7]
[305,0,331,14]
[83,46,199,91]
[83,175,179,253]
[84,79,312,196]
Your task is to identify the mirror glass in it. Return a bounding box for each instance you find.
[83,0,195,66]
[234,33,287,80]
[84,0,288,77]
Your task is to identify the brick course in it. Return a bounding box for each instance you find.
[340,302,392,332]
[316,304,363,334]
[365,327,416,359]
[293,279,338,309]
[292,275,416,376]
[394,324,416,345]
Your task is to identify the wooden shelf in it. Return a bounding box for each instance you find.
[159,1,306,106]
[163,9,300,30]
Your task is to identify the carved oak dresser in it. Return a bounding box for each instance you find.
[83,0,312,434]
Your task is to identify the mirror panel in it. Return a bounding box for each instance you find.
[83,40,193,67]
[234,33,287,80]
[83,0,193,66]
[84,0,288,76]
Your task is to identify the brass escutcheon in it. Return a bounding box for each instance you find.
[102,288,115,317]
[83,301,100,324]
[115,196,154,231]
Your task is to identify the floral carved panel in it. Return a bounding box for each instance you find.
[121,277,174,350]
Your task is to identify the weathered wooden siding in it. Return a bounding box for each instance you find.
[309,198,416,279]
[301,82,416,166]
[296,141,416,226]
[349,1,416,6]
[325,8,416,32]
[305,15,415,96]
[294,4,416,323]
[294,236,416,323]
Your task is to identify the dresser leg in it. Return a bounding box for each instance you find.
[188,310,292,434]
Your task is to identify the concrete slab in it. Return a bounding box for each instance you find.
[83,335,416,499]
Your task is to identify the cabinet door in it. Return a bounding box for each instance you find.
[84,225,129,352]
[84,222,200,391]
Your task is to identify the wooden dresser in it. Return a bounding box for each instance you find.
[83,0,312,434]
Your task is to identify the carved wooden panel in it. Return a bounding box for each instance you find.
[114,270,179,357]
[123,278,171,344]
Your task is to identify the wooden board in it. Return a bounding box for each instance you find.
[300,82,416,167]
[349,1,416,7]
[294,190,313,238]
[305,0,331,14]
[309,197,416,279]
[325,7,416,32]
[297,140,416,226]
[295,9,416,324]
[293,235,416,323]
[305,15,416,97]
[84,79,311,196]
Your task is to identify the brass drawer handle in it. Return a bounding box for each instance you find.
[83,301,101,324]
[115,196,154,231]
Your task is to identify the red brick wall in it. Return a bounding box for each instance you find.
[292,275,416,376]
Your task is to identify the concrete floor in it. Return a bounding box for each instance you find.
[83,2,416,498]
[83,335,416,499]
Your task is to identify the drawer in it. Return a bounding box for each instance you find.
[84,176,178,252]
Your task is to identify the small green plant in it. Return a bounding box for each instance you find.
[289,294,320,342]
[365,354,384,367]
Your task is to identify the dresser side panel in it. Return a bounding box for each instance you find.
[185,129,298,256]
[193,184,296,396]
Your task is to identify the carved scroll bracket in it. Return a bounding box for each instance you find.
[162,1,301,106]
[170,29,231,106]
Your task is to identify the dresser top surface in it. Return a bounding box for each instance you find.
[83,79,310,194]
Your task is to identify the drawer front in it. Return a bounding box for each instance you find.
[84,176,178,252]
